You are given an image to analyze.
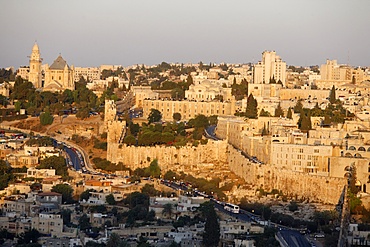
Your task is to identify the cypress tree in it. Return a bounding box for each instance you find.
[329,85,336,104]
[262,123,268,136]
[274,103,284,117]
[203,204,220,247]
[287,107,293,119]
[245,94,258,119]
[293,100,303,113]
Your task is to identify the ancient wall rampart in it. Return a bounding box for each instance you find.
[107,140,229,172]
[227,145,346,204]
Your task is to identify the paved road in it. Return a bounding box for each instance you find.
[278,229,312,247]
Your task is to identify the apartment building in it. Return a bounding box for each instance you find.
[253,51,286,86]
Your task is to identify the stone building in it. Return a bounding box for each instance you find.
[185,79,233,102]
[253,51,286,85]
[142,99,236,121]
[32,212,63,237]
[28,43,43,88]
[43,55,75,92]
[74,66,100,82]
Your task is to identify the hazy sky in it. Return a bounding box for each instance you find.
[1,0,369,69]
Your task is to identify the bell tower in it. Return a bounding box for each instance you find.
[29,42,42,88]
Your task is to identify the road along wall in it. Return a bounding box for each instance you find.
[107,140,346,204]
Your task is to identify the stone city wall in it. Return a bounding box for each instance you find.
[107,140,229,172]
[107,139,346,205]
[227,145,347,204]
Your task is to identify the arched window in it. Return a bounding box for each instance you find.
[354,153,362,158]
[348,146,356,151]
[358,147,366,151]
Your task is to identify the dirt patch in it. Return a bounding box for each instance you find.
[5,115,107,161]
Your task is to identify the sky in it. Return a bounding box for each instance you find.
[1,0,369,69]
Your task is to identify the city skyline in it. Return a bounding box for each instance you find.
[1,0,369,69]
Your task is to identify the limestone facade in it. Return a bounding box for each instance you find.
[253,51,286,85]
[107,140,228,172]
[142,99,236,121]
[131,86,159,108]
[74,67,100,82]
[29,43,42,88]
[44,55,75,92]
[185,80,233,102]
[227,145,346,204]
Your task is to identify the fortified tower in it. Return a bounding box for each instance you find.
[29,43,42,88]
[105,100,126,145]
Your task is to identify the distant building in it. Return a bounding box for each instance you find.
[185,80,233,102]
[28,43,43,88]
[43,55,75,92]
[253,51,286,85]
[32,212,63,236]
[142,99,236,121]
[74,67,100,82]
[176,195,208,212]
[17,66,30,80]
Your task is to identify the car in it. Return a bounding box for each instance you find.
[314,234,325,238]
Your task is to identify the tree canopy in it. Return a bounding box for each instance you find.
[148,109,162,124]
[51,184,74,204]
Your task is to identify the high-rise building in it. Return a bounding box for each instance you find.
[28,43,42,88]
[320,59,364,83]
[253,51,286,85]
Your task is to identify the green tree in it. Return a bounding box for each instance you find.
[163,170,179,180]
[0,160,12,190]
[61,209,72,226]
[162,203,174,219]
[186,74,193,85]
[245,94,258,119]
[293,100,303,113]
[192,114,209,129]
[0,95,9,107]
[161,132,175,144]
[259,109,271,117]
[274,103,284,117]
[106,233,127,247]
[171,88,185,99]
[261,123,268,136]
[17,229,41,245]
[148,109,162,124]
[141,184,159,196]
[76,107,90,119]
[51,184,74,203]
[79,213,91,231]
[39,110,54,125]
[269,75,276,84]
[39,156,68,178]
[286,107,293,119]
[106,194,116,205]
[288,201,299,212]
[298,113,312,131]
[173,112,181,122]
[123,135,136,145]
[329,85,336,104]
[202,202,220,247]
[147,159,161,178]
